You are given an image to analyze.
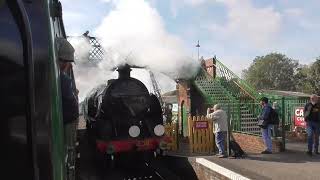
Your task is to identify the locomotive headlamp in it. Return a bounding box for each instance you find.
[154,125,165,136]
[129,125,140,138]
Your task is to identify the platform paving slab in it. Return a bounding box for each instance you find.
[193,142,320,180]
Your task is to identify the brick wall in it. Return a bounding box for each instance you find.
[177,80,191,135]
[232,133,283,153]
[177,80,191,109]
[177,80,191,121]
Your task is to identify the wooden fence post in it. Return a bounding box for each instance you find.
[188,116,193,153]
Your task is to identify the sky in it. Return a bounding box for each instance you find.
[61,0,320,98]
[61,0,320,75]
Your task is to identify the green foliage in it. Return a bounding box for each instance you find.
[295,65,312,93]
[305,57,320,94]
[243,53,299,91]
[243,54,320,95]
[292,58,320,94]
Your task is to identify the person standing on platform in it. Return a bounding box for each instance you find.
[304,94,320,156]
[259,97,273,154]
[207,104,228,158]
[272,102,280,137]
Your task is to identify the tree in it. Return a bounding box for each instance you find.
[243,53,299,91]
[306,59,320,94]
[294,58,320,95]
[294,65,312,93]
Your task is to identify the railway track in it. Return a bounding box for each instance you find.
[100,155,181,180]
[109,162,168,180]
[76,129,196,180]
[77,130,172,180]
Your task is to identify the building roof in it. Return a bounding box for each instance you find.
[162,90,177,96]
[162,90,178,103]
[162,96,178,104]
[260,90,311,98]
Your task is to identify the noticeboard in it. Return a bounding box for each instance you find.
[294,107,306,128]
[194,121,208,129]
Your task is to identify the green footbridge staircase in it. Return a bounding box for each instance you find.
[193,59,262,135]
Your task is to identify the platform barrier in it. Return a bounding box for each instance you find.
[164,123,178,151]
[188,116,214,153]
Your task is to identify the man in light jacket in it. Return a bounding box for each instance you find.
[207,104,228,158]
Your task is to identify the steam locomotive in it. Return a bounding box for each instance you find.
[83,64,168,164]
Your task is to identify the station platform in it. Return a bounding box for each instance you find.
[186,141,320,180]
[77,117,319,180]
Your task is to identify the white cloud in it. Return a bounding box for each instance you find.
[63,11,85,19]
[183,0,207,5]
[218,55,253,77]
[99,0,113,3]
[284,8,303,17]
[298,20,320,30]
[283,8,320,30]
[209,0,282,47]
[170,0,208,17]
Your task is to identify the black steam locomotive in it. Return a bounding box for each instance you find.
[83,64,168,163]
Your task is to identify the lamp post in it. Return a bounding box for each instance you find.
[196,40,200,61]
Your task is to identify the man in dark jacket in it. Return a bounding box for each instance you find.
[57,37,79,180]
[259,97,273,154]
[304,94,320,156]
[57,37,79,124]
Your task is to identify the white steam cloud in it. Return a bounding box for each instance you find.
[70,0,199,101]
[68,36,117,100]
[95,0,199,78]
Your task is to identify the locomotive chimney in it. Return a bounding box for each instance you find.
[117,64,132,79]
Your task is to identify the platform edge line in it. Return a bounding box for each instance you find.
[195,158,251,180]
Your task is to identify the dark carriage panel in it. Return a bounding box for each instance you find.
[0,2,30,179]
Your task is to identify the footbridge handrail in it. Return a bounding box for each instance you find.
[212,58,261,101]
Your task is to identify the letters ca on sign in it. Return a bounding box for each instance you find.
[295,108,304,117]
[294,107,306,127]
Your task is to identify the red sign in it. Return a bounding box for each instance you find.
[194,121,208,129]
[294,107,306,127]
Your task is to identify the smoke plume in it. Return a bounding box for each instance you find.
[95,0,199,78]
[70,0,199,100]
